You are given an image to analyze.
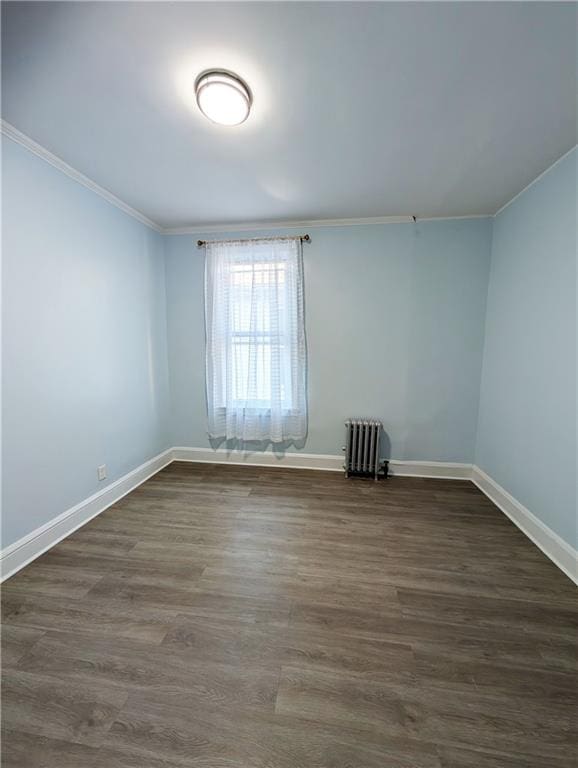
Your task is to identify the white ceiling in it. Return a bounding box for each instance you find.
[2,2,576,229]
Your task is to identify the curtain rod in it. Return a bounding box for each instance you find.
[197,234,310,248]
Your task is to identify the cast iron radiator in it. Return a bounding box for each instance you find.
[344,419,383,480]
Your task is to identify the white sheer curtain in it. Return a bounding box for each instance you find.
[205,237,307,443]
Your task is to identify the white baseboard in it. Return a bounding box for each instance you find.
[0,449,173,582]
[472,466,577,585]
[2,447,575,586]
[172,446,344,471]
[172,447,473,479]
[3,447,467,581]
[389,460,472,480]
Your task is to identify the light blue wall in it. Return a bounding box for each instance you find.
[2,138,170,548]
[476,148,577,548]
[6,131,574,558]
[165,218,492,461]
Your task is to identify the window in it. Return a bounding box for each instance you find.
[205,237,307,443]
[228,259,290,407]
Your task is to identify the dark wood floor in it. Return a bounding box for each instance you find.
[1,462,576,767]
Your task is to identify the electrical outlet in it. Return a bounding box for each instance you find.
[97,464,107,481]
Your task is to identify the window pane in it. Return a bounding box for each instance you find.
[228,260,290,406]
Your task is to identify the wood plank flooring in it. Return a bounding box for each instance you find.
[2,461,576,767]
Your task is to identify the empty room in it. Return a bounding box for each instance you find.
[1,1,576,766]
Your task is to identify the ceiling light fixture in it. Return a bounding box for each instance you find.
[195,70,252,126]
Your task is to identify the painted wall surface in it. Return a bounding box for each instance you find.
[476,149,577,548]
[2,138,170,547]
[165,218,492,462]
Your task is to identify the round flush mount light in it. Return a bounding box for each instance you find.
[195,69,252,126]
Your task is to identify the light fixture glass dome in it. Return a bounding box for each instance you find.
[195,70,252,126]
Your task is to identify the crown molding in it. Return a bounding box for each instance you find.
[416,214,491,223]
[162,216,411,235]
[161,213,491,235]
[8,115,568,231]
[1,120,163,232]
[493,144,577,218]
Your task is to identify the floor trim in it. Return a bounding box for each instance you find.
[172,446,344,472]
[389,460,472,480]
[172,446,473,479]
[2,449,575,585]
[472,465,577,585]
[0,449,173,582]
